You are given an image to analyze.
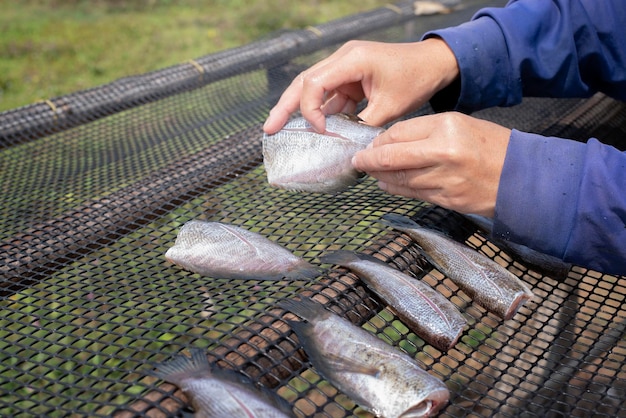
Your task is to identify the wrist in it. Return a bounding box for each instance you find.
[421,37,460,92]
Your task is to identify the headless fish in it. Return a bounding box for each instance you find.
[281,296,449,418]
[165,220,320,280]
[380,213,534,320]
[320,250,466,351]
[151,348,294,418]
[262,114,385,193]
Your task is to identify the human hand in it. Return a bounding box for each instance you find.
[263,38,459,134]
[351,112,512,217]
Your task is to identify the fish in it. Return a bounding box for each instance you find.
[380,213,534,320]
[151,348,294,418]
[464,214,572,280]
[320,250,466,351]
[165,220,320,280]
[262,113,385,193]
[280,296,449,418]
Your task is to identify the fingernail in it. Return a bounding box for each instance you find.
[351,156,357,166]
[366,142,373,149]
[378,181,387,190]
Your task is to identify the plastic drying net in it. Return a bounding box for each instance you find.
[1,1,624,417]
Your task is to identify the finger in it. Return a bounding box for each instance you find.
[320,90,359,116]
[358,105,393,127]
[263,76,307,134]
[264,106,295,134]
[357,93,417,127]
[370,115,438,146]
[352,141,438,173]
[299,70,368,132]
[299,77,331,133]
[264,59,338,134]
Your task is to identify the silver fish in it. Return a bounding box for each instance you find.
[320,250,466,351]
[464,213,572,280]
[152,348,294,418]
[262,114,385,193]
[281,297,449,418]
[165,220,320,280]
[380,213,534,320]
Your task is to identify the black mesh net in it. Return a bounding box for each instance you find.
[1,1,625,417]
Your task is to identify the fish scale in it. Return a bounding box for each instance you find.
[262,114,385,193]
[320,250,466,351]
[165,220,320,280]
[281,296,450,418]
[380,213,534,320]
[152,348,294,417]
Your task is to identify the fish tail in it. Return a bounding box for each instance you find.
[279,296,330,322]
[321,250,386,268]
[319,250,361,266]
[379,213,419,230]
[151,348,211,385]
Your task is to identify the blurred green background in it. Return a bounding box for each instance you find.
[0,0,389,112]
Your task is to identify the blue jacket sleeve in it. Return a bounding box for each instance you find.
[494,131,626,275]
[423,0,626,274]
[424,0,626,112]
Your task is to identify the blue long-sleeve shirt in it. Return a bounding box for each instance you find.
[425,0,626,275]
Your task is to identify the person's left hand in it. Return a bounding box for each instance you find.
[352,112,511,217]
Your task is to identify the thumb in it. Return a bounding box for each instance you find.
[357,96,405,127]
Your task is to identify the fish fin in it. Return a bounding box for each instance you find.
[282,298,384,378]
[288,325,383,378]
[379,213,453,270]
[319,250,361,266]
[154,350,294,416]
[279,296,331,322]
[320,250,387,268]
[180,409,195,418]
[284,263,321,280]
[320,351,381,377]
[151,348,211,386]
[379,213,420,230]
[381,213,452,237]
[209,367,296,416]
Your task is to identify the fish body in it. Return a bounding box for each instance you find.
[320,250,466,351]
[152,348,294,418]
[464,214,572,280]
[262,114,385,193]
[281,297,449,418]
[165,220,319,280]
[380,213,534,320]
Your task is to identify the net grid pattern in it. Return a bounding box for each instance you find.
[1,1,625,417]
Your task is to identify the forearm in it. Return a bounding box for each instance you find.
[493,131,626,275]
[424,0,626,112]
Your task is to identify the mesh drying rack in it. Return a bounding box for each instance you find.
[1,1,625,416]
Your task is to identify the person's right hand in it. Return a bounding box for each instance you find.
[352,112,512,217]
[263,38,459,134]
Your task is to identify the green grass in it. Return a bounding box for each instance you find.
[0,0,389,112]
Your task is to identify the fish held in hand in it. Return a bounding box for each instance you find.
[262,114,385,193]
[152,348,294,418]
[320,250,466,351]
[165,220,320,280]
[380,213,534,320]
[281,296,449,418]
